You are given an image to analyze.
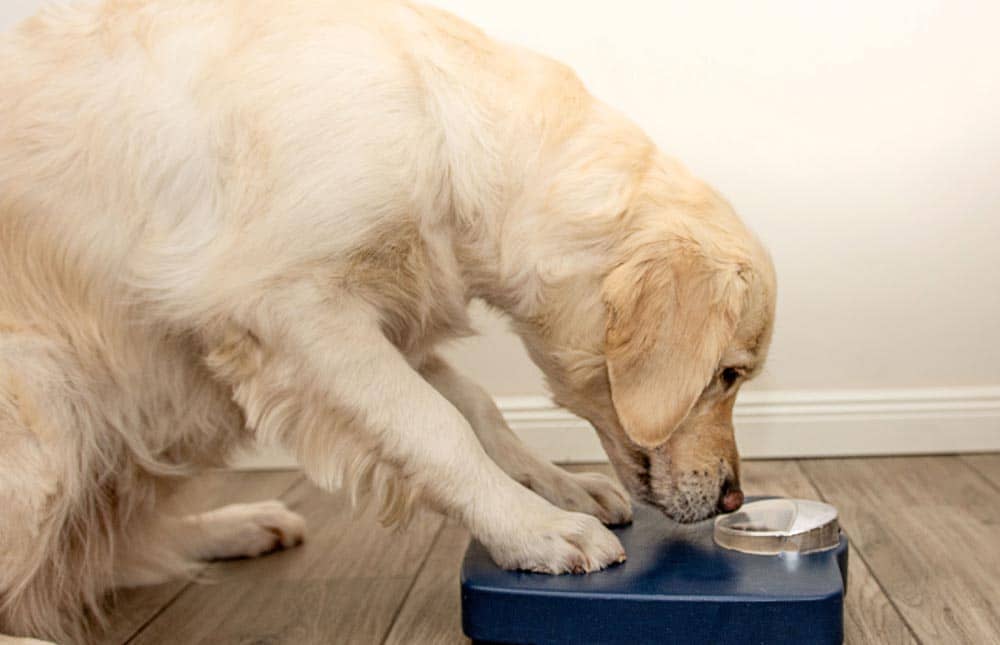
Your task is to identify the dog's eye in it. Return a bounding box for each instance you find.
[721,367,740,388]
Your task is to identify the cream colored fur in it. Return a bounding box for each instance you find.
[0,1,774,642]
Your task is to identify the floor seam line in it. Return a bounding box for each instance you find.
[958,456,1000,493]
[276,472,309,502]
[121,578,198,644]
[379,517,448,644]
[795,459,925,645]
[122,472,305,643]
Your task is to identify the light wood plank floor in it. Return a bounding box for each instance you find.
[100,455,1000,645]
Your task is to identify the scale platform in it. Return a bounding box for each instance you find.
[460,498,848,645]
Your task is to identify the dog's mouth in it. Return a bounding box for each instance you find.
[650,483,726,524]
[594,423,734,524]
[619,447,728,524]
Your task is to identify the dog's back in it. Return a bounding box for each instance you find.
[0,2,466,639]
[0,3,266,639]
[0,1,648,641]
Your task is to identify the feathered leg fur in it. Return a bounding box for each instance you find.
[419,355,632,525]
[200,287,625,577]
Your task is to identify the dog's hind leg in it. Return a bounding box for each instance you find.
[176,501,306,561]
[419,355,633,525]
[114,500,306,588]
[0,332,119,644]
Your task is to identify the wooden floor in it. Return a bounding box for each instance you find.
[101,455,1000,645]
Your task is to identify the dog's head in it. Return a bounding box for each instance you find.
[526,163,775,523]
[597,224,774,522]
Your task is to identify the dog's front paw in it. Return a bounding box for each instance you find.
[521,467,633,526]
[487,508,626,574]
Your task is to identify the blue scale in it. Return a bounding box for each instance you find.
[461,497,848,645]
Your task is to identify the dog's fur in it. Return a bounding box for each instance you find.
[0,1,775,641]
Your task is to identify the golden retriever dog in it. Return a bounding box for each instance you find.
[0,0,775,641]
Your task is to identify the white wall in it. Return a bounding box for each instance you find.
[431,0,1000,457]
[5,1,998,458]
[1,0,42,28]
[428,0,1000,395]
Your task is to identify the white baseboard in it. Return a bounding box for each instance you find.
[231,386,1000,469]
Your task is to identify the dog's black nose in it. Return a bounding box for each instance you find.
[718,480,744,513]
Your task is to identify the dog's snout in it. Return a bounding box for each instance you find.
[717,480,744,513]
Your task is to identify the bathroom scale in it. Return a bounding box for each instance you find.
[460,497,848,645]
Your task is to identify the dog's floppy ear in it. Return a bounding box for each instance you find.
[603,243,748,448]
